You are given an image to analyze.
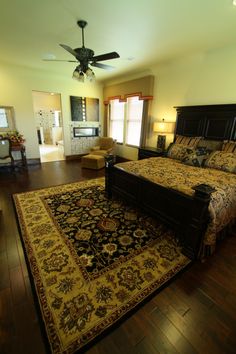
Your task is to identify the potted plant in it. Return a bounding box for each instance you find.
[6,131,25,146]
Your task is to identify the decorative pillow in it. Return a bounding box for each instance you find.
[197,139,223,151]
[182,147,212,167]
[204,151,236,174]
[175,135,202,148]
[222,140,236,153]
[167,143,194,161]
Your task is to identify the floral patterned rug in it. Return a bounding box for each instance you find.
[13,177,191,354]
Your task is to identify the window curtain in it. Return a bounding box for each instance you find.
[103,103,110,137]
[139,99,152,147]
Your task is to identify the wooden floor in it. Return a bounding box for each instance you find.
[0,160,236,354]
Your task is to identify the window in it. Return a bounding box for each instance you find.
[126,96,144,146]
[109,99,125,143]
[0,106,15,131]
[109,96,144,147]
[0,109,8,128]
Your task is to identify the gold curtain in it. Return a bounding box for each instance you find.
[103,103,110,137]
[139,99,152,147]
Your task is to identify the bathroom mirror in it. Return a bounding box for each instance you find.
[0,106,16,132]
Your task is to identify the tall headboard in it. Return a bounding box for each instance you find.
[174,104,236,141]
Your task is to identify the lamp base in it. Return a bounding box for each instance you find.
[157,135,166,150]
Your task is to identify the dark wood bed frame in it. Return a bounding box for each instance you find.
[105,104,236,260]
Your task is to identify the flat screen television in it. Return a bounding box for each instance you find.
[73,127,99,137]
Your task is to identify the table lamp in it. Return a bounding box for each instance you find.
[153,119,175,150]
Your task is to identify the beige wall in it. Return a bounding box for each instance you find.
[104,43,236,156]
[32,91,62,112]
[0,62,103,159]
[2,43,236,161]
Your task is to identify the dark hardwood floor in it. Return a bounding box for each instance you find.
[0,160,235,354]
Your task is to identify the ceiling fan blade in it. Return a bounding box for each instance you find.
[91,62,115,71]
[43,59,78,62]
[92,51,120,62]
[90,63,115,70]
[59,44,78,58]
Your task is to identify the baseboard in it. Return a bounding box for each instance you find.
[65,154,84,161]
[26,158,41,165]
[65,154,130,163]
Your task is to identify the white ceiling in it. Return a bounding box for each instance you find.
[1,0,236,82]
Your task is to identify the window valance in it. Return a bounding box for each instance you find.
[103,75,154,105]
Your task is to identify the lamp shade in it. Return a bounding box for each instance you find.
[153,119,175,134]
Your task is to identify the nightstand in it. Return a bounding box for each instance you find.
[138,147,165,160]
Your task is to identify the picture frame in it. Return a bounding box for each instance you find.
[70,96,99,122]
[0,106,16,132]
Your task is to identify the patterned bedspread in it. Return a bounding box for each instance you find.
[115,157,236,256]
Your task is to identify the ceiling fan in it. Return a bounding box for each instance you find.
[44,20,120,82]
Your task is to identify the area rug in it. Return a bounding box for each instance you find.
[13,177,191,354]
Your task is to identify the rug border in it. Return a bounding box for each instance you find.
[12,193,52,354]
[73,260,193,354]
[12,180,192,354]
[11,178,105,354]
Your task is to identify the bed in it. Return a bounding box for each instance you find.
[105,104,236,260]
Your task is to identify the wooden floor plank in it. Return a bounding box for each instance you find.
[148,306,197,354]
[0,287,16,354]
[0,160,235,354]
[153,289,219,354]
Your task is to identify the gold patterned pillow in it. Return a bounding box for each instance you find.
[175,135,202,148]
[204,151,236,174]
[222,140,236,153]
[167,143,194,161]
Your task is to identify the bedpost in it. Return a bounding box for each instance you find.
[183,183,216,259]
[105,154,115,198]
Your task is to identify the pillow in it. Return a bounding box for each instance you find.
[182,147,212,167]
[175,135,202,148]
[197,139,223,151]
[167,143,194,161]
[221,140,236,153]
[204,151,236,174]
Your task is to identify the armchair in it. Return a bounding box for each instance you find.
[90,137,116,156]
[0,136,15,169]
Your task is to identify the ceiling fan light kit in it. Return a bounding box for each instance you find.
[46,20,120,83]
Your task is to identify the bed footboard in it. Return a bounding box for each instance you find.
[105,156,215,260]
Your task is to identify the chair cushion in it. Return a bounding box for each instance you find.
[90,146,100,151]
[90,150,108,156]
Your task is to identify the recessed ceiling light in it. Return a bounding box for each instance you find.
[233,0,236,6]
[43,53,56,60]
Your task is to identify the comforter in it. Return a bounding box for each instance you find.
[115,157,236,256]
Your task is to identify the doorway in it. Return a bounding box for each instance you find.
[32,91,65,163]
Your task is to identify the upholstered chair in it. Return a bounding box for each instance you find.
[0,136,15,169]
[90,137,116,156]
